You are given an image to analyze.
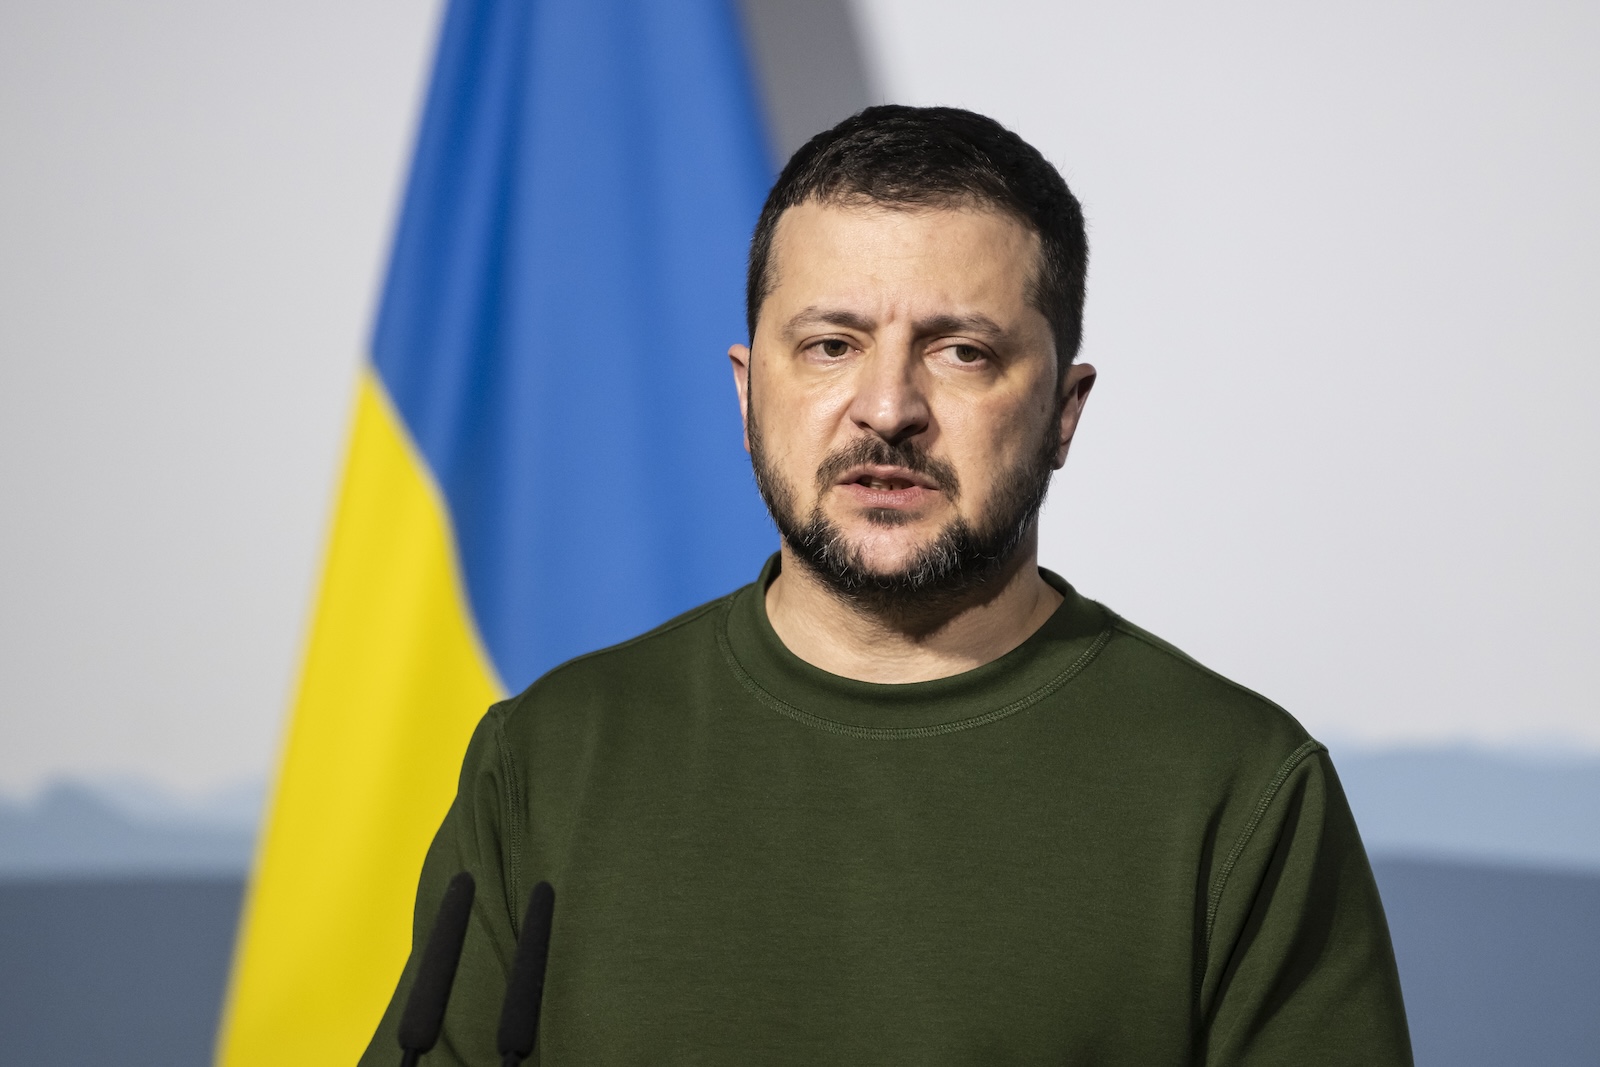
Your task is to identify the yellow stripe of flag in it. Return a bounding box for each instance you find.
[217,369,501,1065]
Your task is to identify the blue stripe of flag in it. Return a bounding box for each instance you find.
[372,0,777,689]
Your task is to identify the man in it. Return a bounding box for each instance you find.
[361,106,1412,1065]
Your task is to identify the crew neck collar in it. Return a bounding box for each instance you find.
[717,554,1112,739]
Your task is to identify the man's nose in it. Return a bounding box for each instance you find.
[846,347,931,445]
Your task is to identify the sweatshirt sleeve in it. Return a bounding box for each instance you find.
[358,704,525,1067]
[1199,742,1414,1066]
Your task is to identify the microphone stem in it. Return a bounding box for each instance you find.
[400,1051,421,1067]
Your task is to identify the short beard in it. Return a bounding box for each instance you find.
[748,408,1059,627]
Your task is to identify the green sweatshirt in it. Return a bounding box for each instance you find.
[360,560,1412,1066]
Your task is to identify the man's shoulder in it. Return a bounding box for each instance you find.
[552,589,736,675]
[1088,606,1319,767]
[494,586,743,729]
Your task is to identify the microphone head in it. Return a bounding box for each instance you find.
[398,871,476,1053]
[497,880,556,1058]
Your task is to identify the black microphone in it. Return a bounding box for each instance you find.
[497,881,556,1067]
[398,871,476,1067]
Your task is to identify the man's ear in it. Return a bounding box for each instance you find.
[1054,362,1096,468]
[729,343,753,453]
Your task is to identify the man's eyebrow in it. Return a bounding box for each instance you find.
[780,308,1011,339]
[913,312,1009,339]
[781,306,876,335]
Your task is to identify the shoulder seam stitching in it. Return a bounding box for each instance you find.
[1202,738,1327,955]
[492,708,524,935]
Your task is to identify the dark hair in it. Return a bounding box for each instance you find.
[745,105,1088,371]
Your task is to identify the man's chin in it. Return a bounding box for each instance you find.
[823,525,945,574]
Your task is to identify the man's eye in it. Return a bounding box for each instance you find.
[951,344,984,364]
[819,339,851,358]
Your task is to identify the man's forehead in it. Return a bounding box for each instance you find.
[764,199,1042,316]
[770,196,1037,253]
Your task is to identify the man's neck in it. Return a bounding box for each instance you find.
[763,536,1064,683]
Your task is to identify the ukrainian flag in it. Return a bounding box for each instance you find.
[217,1,774,1061]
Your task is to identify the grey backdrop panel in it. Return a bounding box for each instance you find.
[737,0,877,163]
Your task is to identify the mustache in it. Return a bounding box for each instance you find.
[814,437,961,499]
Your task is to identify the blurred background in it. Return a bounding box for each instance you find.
[2,0,1596,1063]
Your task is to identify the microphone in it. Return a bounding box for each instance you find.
[497,881,556,1067]
[398,871,476,1067]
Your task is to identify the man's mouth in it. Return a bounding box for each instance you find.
[840,465,939,491]
[835,466,940,507]
[856,475,915,490]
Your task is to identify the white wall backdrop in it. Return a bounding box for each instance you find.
[0,0,443,794]
[2,0,1597,803]
[853,0,1600,750]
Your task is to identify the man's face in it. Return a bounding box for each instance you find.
[731,199,1094,610]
